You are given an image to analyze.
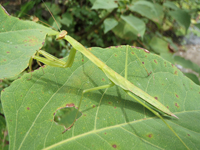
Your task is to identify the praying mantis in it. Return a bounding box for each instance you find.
[26,2,189,149]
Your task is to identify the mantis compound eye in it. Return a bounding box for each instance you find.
[56,30,68,40]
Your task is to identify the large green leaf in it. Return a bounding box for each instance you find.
[121,15,146,38]
[1,46,200,149]
[174,55,200,75]
[0,5,58,79]
[103,18,118,34]
[129,1,164,24]
[91,0,118,10]
[163,1,178,10]
[168,9,191,32]
[112,15,145,40]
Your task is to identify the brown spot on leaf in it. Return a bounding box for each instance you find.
[131,52,134,54]
[102,78,105,81]
[175,94,179,98]
[27,107,30,110]
[154,97,158,100]
[112,144,117,148]
[175,103,179,108]
[114,107,116,109]
[82,59,84,62]
[187,134,190,136]
[142,62,144,64]
[115,54,117,56]
[154,60,157,63]
[108,102,111,104]
[93,105,95,108]
[6,51,10,53]
[147,134,153,138]
[174,70,178,75]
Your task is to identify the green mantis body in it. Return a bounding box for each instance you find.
[30,30,189,149]
[32,31,175,117]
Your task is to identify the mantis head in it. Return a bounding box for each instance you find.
[56,30,68,40]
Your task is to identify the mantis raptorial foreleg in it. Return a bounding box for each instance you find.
[29,48,76,69]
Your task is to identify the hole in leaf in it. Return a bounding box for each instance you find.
[54,104,82,133]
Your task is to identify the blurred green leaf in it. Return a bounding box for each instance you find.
[163,1,178,10]
[91,0,118,9]
[0,115,6,139]
[0,115,8,150]
[112,19,137,40]
[48,15,62,30]
[149,36,169,54]
[17,1,36,18]
[160,53,174,64]
[0,5,58,79]
[103,18,118,33]
[184,73,200,85]
[169,9,191,32]
[174,55,200,75]
[60,12,73,27]
[121,15,146,38]
[194,23,200,30]
[41,2,61,15]
[112,15,145,40]
[129,1,164,24]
